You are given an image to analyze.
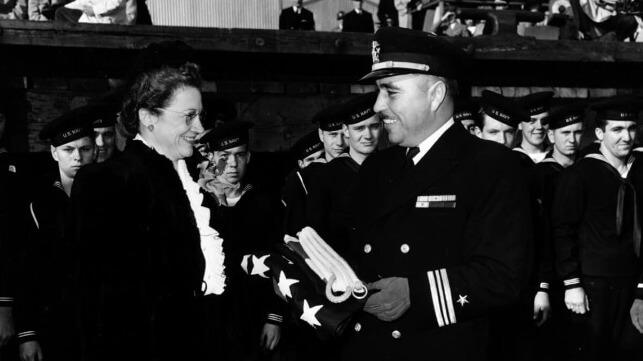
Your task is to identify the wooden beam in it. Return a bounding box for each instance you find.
[3,20,643,87]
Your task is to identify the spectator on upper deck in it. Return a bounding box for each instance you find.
[55,0,136,25]
[0,0,26,19]
[279,0,315,30]
[28,0,70,21]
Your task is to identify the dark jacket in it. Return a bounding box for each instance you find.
[553,150,640,288]
[528,154,564,294]
[0,152,54,308]
[344,124,531,361]
[207,183,286,357]
[69,140,208,361]
[306,156,360,258]
[342,9,374,33]
[282,161,325,236]
[279,6,314,30]
[14,178,79,360]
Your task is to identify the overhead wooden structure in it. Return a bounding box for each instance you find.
[1,19,643,88]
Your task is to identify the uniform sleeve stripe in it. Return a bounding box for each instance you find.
[296,171,308,195]
[18,331,36,338]
[267,314,283,322]
[440,268,457,324]
[434,270,450,326]
[427,271,445,327]
[30,202,39,230]
[564,278,580,286]
[539,282,550,289]
[638,283,643,289]
[0,297,13,301]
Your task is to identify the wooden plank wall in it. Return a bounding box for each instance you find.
[147,0,282,29]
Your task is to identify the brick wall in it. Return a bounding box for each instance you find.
[12,76,643,154]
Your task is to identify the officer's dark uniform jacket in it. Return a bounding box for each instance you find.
[342,9,375,33]
[553,149,641,289]
[346,124,531,361]
[306,156,360,257]
[14,175,79,360]
[69,140,209,361]
[279,6,315,30]
[207,180,286,356]
[282,160,325,236]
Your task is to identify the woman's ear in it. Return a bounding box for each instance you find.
[138,108,157,128]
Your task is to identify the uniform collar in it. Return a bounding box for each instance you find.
[411,118,454,165]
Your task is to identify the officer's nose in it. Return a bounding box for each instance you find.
[373,91,386,114]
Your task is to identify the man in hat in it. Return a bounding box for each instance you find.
[14,108,95,361]
[475,90,530,149]
[282,130,324,235]
[90,103,118,163]
[279,0,315,30]
[198,122,286,360]
[313,104,349,163]
[345,27,531,361]
[342,0,374,33]
[514,91,555,166]
[453,98,480,135]
[306,91,381,257]
[553,96,643,360]
[508,103,586,360]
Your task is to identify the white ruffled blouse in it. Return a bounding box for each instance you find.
[134,135,226,295]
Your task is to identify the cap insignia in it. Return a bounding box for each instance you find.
[372,41,380,64]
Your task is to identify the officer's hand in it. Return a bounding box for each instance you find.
[19,340,43,361]
[259,323,281,351]
[630,299,643,334]
[533,291,551,327]
[0,306,15,347]
[364,277,410,322]
[565,287,589,314]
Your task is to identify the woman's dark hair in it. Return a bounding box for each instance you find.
[121,62,202,136]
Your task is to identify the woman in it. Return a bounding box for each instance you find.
[69,61,226,361]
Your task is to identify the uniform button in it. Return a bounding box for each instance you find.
[392,330,401,339]
[400,244,410,254]
[354,322,361,332]
[363,244,372,254]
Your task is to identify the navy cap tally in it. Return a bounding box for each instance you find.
[544,103,586,130]
[518,91,555,117]
[312,104,345,132]
[199,121,253,151]
[481,90,530,127]
[291,130,324,161]
[453,99,481,123]
[591,96,643,123]
[341,92,378,125]
[40,106,98,147]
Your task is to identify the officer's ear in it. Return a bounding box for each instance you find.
[428,79,447,112]
[50,145,59,162]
